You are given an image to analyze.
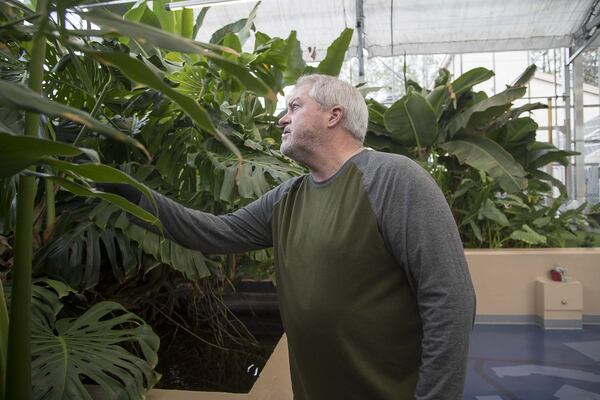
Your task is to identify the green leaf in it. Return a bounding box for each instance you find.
[180,7,194,39]
[440,134,528,193]
[192,7,209,39]
[526,142,578,169]
[317,28,353,76]
[31,286,160,400]
[480,198,509,226]
[39,157,157,210]
[446,86,527,136]
[451,67,494,95]
[468,220,483,242]
[529,169,567,196]
[511,64,537,87]
[153,0,176,34]
[426,85,451,118]
[384,89,438,147]
[510,224,547,245]
[90,51,241,160]
[0,132,99,178]
[80,8,277,101]
[282,31,306,85]
[114,213,216,280]
[0,81,149,159]
[505,117,538,144]
[35,173,160,228]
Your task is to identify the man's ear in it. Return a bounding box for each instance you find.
[327,106,343,128]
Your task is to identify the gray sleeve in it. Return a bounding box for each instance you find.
[358,153,476,400]
[135,178,299,254]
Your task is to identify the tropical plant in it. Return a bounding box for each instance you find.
[366,65,593,247]
[0,0,354,397]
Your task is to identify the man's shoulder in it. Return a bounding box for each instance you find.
[354,148,427,179]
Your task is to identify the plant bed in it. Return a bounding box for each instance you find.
[154,280,283,392]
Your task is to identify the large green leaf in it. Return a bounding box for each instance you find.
[31,172,160,228]
[282,31,306,85]
[40,157,157,209]
[316,28,353,76]
[511,64,537,87]
[529,169,567,196]
[80,9,276,100]
[114,213,217,280]
[526,142,578,169]
[204,151,304,201]
[384,89,438,147]
[210,1,259,46]
[480,198,509,226]
[152,0,176,34]
[0,81,149,158]
[451,67,494,95]
[0,132,99,178]
[509,224,546,245]
[446,86,527,136]
[440,134,528,193]
[90,51,241,160]
[31,285,160,400]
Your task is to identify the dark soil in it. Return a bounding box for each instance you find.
[154,281,283,392]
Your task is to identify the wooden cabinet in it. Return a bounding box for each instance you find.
[535,278,583,329]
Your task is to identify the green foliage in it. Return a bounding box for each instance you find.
[0,0,354,395]
[367,65,594,248]
[31,280,160,400]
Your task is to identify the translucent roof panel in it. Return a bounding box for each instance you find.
[194,0,594,60]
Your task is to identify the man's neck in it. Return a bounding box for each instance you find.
[308,145,364,182]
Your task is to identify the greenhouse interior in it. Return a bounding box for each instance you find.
[1,0,600,399]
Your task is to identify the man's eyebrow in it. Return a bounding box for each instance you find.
[287,96,300,107]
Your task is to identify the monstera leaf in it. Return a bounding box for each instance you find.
[30,282,160,400]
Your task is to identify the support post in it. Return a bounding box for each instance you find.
[356,0,365,83]
[573,54,587,204]
[564,48,573,199]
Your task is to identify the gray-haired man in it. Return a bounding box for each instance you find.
[101,74,476,400]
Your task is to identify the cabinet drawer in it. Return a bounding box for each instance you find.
[540,281,583,310]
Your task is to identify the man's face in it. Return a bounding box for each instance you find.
[278,84,329,161]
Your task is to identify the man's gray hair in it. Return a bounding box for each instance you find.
[295,74,368,143]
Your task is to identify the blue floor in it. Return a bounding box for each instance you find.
[465,325,600,399]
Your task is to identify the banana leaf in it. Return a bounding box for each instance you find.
[446,86,527,136]
[316,28,353,77]
[384,89,437,147]
[440,134,528,193]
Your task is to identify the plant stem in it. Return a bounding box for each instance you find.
[74,72,113,146]
[5,1,48,398]
[45,177,55,229]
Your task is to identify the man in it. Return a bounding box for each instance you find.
[101,74,476,399]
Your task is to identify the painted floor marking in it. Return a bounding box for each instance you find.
[553,384,600,399]
[492,364,600,382]
[564,341,600,362]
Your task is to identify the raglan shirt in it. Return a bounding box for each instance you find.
[136,149,476,400]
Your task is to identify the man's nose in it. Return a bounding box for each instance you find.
[278,112,290,127]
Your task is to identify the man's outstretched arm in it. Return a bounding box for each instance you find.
[97,180,298,254]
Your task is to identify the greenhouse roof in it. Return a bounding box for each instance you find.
[194,0,596,59]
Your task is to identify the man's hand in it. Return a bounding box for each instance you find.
[95,183,142,204]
